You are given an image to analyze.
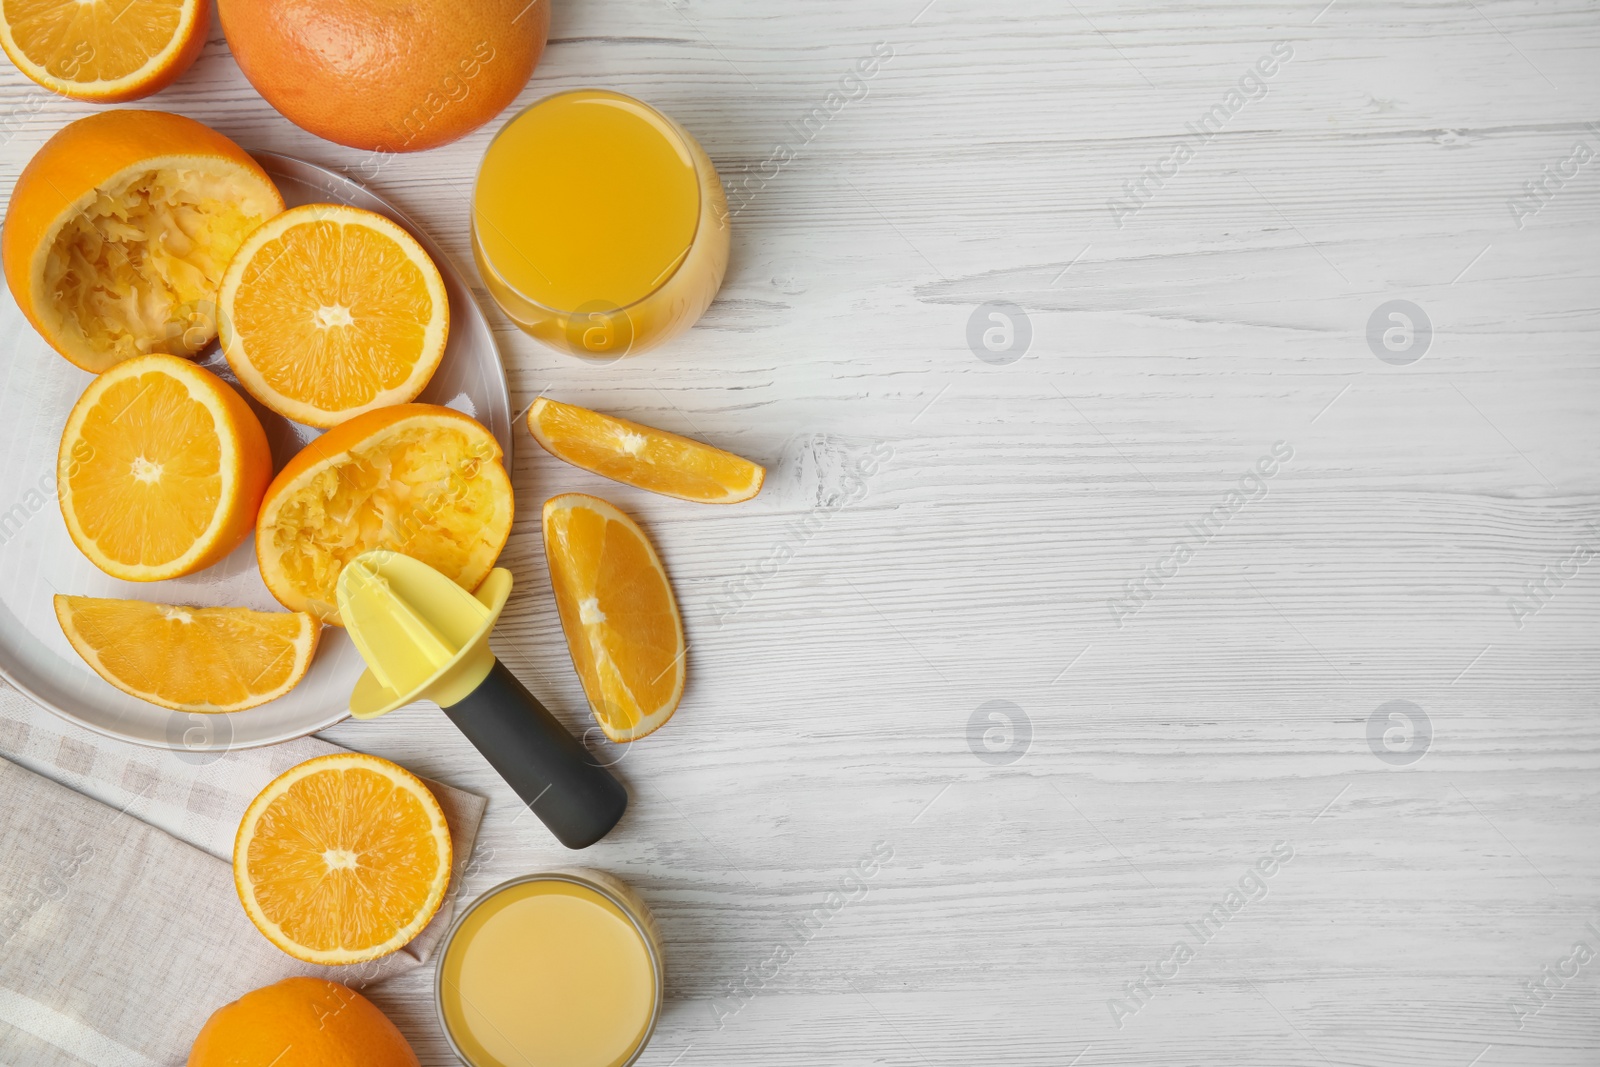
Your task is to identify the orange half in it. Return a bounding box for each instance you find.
[0,0,209,102]
[528,397,764,504]
[219,204,449,428]
[543,493,685,742]
[57,354,271,582]
[1,110,283,373]
[255,404,512,624]
[55,596,319,713]
[234,753,452,965]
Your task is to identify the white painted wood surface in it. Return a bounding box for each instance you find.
[3,1,1599,1064]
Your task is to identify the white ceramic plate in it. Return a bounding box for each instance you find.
[0,152,512,752]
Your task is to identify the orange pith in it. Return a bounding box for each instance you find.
[528,397,765,504]
[219,203,449,428]
[1,110,283,373]
[54,596,319,713]
[234,753,452,966]
[0,0,209,102]
[57,354,271,582]
[542,493,685,742]
[255,404,513,625]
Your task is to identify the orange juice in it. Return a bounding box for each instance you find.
[436,872,663,1067]
[471,90,729,359]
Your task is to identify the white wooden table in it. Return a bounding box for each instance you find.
[5,1,1599,1064]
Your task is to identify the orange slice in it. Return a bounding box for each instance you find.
[58,354,272,582]
[543,493,685,742]
[1,110,283,373]
[0,0,209,102]
[528,397,765,504]
[234,753,452,965]
[256,404,513,624]
[219,204,449,428]
[54,596,319,713]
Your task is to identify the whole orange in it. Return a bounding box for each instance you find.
[217,0,549,152]
[188,978,418,1066]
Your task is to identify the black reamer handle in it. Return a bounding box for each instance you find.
[441,660,628,849]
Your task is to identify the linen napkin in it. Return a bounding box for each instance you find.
[0,684,486,1066]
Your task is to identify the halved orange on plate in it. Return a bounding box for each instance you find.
[1,110,283,372]
[219,203,449,428]
[543,493,685,742]
[0,0,209,102]
[234,753,452,965]
[528,397,764,504]
[57,354,272,582]
[55,596,319,713]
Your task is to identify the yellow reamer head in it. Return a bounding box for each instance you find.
[336,550,513,720]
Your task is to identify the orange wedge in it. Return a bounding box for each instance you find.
[543,493,685,742]
[0,0,209,102]
[256,404,513,624]
[219,204,449,428]
[1,110,283,373]
[54,596,319,713]
[234,753,452,965]
[528,397,765,504]
[58,354,272,582]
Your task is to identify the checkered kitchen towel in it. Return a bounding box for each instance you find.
[0,683,485,1066]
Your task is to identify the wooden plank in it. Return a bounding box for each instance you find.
[1,0,1596,1063]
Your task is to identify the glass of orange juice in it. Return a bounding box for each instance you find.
[435,870,664,1067]
[471,89,730,360]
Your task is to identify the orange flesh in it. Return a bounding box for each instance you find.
[66,367,221,568]
[261,423,511,620]
[225,210,445,420]
[55,597,316,712]
[544,497,683,739]
[45,166,273,362]
[531,398,763,503]
[4,0,188,83]
[245,765,445,955]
